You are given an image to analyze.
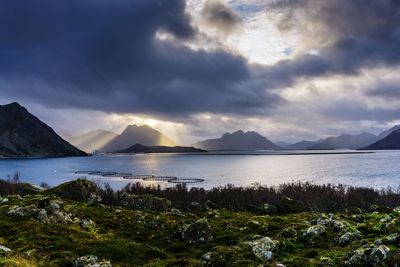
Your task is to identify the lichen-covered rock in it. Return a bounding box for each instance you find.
[87,192,102,205]
[244,236,277,261]
[379,215,393,223]
[374,233,400,245]
[45,179,102,204]
[338,231,362,246]
[73,255,112,267]
[181,218,213,244]
[316,214,348,231]
[48,211,72,224]
[302,225,326,240]
[0,244,12,254]
[346,245,390,266]
[119,193,171,212]
[7,204,38,217]
[199,246,253,266]
[35,209,50,223]
[81,219,96,229]
[0,197,9,205]
[199,252,213,266]
[46,200,61,213]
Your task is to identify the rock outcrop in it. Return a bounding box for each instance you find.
[73,255,112,267]
[180,218,213,244]
[244,237,278,261]
[45,179,102,204]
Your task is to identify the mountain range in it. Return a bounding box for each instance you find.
[193,130,280,151]
[362,129,400,150]
[0,103,86,158]
[2,102,400,158]
[307,132,377,150]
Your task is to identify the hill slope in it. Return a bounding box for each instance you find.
[307,132,376,150]
[65,130,118,152]
[100,125,177,152]
[115,143,206,153]
[0,102,87,158]
[362,129,400,150]
[193,130,280,151]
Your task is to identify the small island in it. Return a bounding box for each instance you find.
[113,143,207,154]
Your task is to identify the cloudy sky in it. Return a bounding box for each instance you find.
[1,0,400,145]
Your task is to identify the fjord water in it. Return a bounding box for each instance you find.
[0,150,399,189]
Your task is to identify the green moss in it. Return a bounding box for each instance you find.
[0,194,398,266]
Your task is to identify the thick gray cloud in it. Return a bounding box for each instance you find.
[0,0,278,118]
[367,84,400,100]
[1,0,400,138]
[266,0,400,83]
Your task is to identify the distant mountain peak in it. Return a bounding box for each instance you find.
[194,130,279,151]
[100,124,177,152]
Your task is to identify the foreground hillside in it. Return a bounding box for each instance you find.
[0,179,400,266]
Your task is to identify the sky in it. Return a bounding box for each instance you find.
[1,0,400,145]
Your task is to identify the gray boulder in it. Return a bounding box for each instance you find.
[81,219,96,229]
[0,244,12,254]
[0,197,9,205]
[244,236,277,261]
[46,200,61,213]
[374,233,400,245]
[338,231,362,246]
[303,225,326,240]
[35,209,50,223]
[181,218,213,244]
[346,245,390,266]
[48,211,72,225]
[74,255,112,267]
[7,204,38,217]
[317,214,348,231]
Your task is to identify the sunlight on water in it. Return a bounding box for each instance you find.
[0,150,399,189]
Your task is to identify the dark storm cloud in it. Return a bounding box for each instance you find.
[265,0,400,84]
[367,84,400,100]
[202,0,242,33]
[321,99,400,122]
[0,0,278,118]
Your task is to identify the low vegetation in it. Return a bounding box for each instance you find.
[0,176,399,266]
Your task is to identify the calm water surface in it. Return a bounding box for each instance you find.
[0,150,399,189]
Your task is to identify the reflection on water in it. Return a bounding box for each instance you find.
[0,150,399,189]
